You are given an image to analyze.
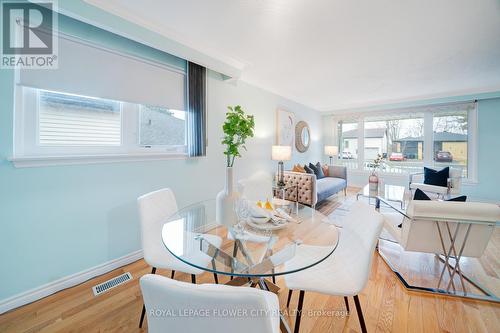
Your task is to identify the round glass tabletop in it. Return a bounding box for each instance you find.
[161,200,339,278]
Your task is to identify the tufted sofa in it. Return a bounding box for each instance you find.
[281,166,347,207]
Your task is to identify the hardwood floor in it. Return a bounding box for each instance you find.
[1,187,499,333]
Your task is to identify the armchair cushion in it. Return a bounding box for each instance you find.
[424,167,449,187]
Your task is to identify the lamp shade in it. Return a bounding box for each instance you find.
[324,145,339,156]
[272,145,292,161]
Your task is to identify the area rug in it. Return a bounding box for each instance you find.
[327,196,400,242]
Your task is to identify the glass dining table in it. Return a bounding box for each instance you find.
[161,199,339,332]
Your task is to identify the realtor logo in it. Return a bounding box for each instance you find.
[1,0,58,68]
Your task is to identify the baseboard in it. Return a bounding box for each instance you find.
[0,250,143,314]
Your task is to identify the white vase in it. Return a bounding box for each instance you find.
[216,167,240,226]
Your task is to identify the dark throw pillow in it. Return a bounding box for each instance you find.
[413,188,431,201]
[309,162,325,179]
[304,164,314,174]
[447,195,467,202]
[423,167,449,187]
[397,188,467,228]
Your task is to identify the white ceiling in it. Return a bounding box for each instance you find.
[85,0,500,111]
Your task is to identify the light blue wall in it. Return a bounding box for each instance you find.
[0,3,323,301]
[462,98,500,200]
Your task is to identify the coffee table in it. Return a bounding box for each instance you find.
[356,183,406,209]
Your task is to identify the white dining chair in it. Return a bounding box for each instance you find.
[284,201,383,333]
[140,274,281,333]
[237,171,274,201]
[137,188,221,328]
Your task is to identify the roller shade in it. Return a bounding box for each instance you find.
[18,35,186,110]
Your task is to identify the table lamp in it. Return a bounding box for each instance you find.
[272,145,292,187]
[324,145,338,165]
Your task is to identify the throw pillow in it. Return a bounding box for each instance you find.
[322,164,329,177]
[413,188,431,201]
[446,195,468,202]
[293,164,306,173]
[397,189,467,227]
[309,162,325,179]
[423,167,449,187]
[304,164,314,174]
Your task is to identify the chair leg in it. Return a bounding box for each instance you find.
[353,295,367,333]
[272,275,276,284]
[139,267,157,328]
[139,304,146,328]
[211,259,219,284]
[343,296,350,314]
[171,270,175,279]
[286,290,293,307]
[191,274,196,284]
[294,290,305,333]
[230,242,238,280]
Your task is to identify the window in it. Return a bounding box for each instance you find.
[39,91,121,146]
[364,115,424,174]
[12,30,189,164]
[337,121,358,169]
[433,110,468,177]
[140,105,186,147]
[15,87,187,158]
[334,102,477,180]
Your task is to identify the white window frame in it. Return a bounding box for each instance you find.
[332,102,478,183]
[11,87,188,168]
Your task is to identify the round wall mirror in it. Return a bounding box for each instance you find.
[295,121,311,153]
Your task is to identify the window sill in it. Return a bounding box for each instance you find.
[8,153,188,168]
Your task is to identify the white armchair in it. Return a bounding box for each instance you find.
[409,167,462,198]
[381,199,500,297]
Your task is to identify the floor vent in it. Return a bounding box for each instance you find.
[92,272,132,296]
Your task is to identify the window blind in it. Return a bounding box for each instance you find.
[18,35,186,110]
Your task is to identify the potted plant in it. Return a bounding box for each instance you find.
[216,105,255,225]
[369,154,383,191]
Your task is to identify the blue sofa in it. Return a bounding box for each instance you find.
[282,165,347,207]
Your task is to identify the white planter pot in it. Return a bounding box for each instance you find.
[216,167,240,226]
